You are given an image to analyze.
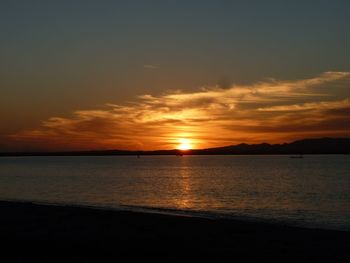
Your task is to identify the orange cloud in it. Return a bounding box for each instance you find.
[8,71,350,151]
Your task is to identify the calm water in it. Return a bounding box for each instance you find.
[0,155,349,230]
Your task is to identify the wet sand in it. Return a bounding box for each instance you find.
[1,200,349,262]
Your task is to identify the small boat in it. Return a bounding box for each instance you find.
[289,155,304,159]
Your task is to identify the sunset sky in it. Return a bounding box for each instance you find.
[1,0,350,151]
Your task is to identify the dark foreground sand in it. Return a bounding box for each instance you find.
[1,201,349,262]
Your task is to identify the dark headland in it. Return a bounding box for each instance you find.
[1,137,350,156]
[1,200,349,262]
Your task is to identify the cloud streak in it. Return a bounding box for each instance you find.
[8,71,350,151]
[143,64,159,69]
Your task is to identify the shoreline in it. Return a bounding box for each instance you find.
[1,200,349,262]
[3,198,348,232]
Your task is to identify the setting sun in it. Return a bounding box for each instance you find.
[177,138,192,151]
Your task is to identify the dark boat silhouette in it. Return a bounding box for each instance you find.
[289,155,304,159]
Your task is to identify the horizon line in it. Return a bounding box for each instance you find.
[1,137,349,154]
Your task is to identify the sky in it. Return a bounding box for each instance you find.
[1,0,350,151]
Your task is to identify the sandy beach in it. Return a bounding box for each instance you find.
[1,200,349,262]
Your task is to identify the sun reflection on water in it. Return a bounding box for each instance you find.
[175,157,192,209]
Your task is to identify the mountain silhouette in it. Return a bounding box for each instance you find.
[1,137,350,156]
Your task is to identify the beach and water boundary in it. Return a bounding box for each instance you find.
[1,155,349,232]
[1,200,349,262]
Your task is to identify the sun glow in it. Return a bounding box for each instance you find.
[177,138,192,151]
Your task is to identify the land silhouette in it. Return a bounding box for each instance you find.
[1,137,350,156]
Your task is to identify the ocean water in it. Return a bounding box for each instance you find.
[0,155,349,230]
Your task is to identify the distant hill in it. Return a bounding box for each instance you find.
[1,138,350,156]
[190,137,350,155]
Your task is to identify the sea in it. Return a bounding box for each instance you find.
[0,155,349,231]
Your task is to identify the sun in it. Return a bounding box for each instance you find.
[177,138,192,151]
